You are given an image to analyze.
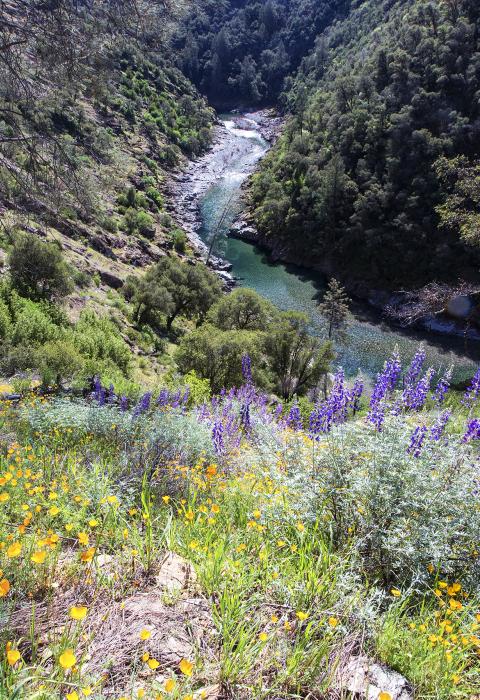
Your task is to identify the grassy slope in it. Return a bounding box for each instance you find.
[0,377,479,699]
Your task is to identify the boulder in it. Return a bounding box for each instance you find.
[446,295,473,319]
[337,656,412,700]
[156,551,197,594]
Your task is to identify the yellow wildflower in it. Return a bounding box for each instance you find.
[59,649,76,669]
[7,648,20,666]
[179,658,194,676]
[6,542,21,558]
[31,551,46,564]
[70,606,88,621]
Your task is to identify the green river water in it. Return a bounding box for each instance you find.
[198,114,479,382]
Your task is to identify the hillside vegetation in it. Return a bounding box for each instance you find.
[0,352,480,698]
[170,0,349,107]
[250,0,480,288]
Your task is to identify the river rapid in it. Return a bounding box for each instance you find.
[170,112,480,383]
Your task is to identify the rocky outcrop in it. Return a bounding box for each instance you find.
[337,656,412,700]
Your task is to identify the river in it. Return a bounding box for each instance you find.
[174,112,480,383]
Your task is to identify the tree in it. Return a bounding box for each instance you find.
[124,257,221,331]
[208,288,276,331]
[175,325,265,393]
[264,311,333,399]
[317,278,351,342]
[9,233,72,301]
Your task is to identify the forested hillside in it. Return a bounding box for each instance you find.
[171,0,350,107]
[0,0,216,387]
[250,0,480,289]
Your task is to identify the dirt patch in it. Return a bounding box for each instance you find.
[12,552,219,696]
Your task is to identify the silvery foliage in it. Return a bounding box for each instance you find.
[243,412,480,592]
[25,399,215,468]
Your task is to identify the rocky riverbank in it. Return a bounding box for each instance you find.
[165,110,281,288]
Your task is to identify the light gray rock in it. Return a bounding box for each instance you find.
[338,656,412,700]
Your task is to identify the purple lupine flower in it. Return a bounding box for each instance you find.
[367,350,402,426]
[197,402,210,421]
[403,348,426,389]
[385,350,402,391]
[93,375,102,398]
[133,391,151,417]
[242,354,252,383]
[329,369,348,424]
[347,378,364,414]
[170,389,181,408]
[287,402,302,431]
[403,368,434,410]
[182,386,190,406]
[462,418,480,443]
[120,395,128,411]
[240,402,251,432]
[430,410,451,441]
[212,420,225,455]
[407,424,428,458]
[273,403,283,422]
[157,388,169,407]
[367,399,387,432]
[463,368,480,408]
[434,366,452,405]
[107,384,115,404]
[224,413,241,447]
[309,402,332,436]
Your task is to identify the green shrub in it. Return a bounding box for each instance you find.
[9,233,73,301]
[71,310,131,376]
[36,339,83,386]
[12,303,60,346]
[0,299,12,341]
[172,229,187,253]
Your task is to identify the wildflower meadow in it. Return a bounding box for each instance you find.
[0,349,479,699]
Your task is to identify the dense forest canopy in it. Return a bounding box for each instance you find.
[250,0,480,288]
[170,0,350,107]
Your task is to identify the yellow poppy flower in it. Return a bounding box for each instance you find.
[70,606,88,620]
[59,649,76,669]
[139,628,151,641]
[179,658,194,676]
[80,548,95,563]
[78,532,89,546]
[164,678,176,692]
[31,551,46,564]
[7,649,20,666]
[6,542,21,558]
[0,578,10,596]
[147,658,160,670]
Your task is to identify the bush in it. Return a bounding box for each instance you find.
[275,413,480,591]
[122,208,155,238]
[175,324,266,393]
[172,229,187,253]
[9,233,73,301]
[71,310,131,376]
[11,303,60,346]
[0,299,12,341]
[36,339,83,386]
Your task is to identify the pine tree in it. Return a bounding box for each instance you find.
[317,278,351,342]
